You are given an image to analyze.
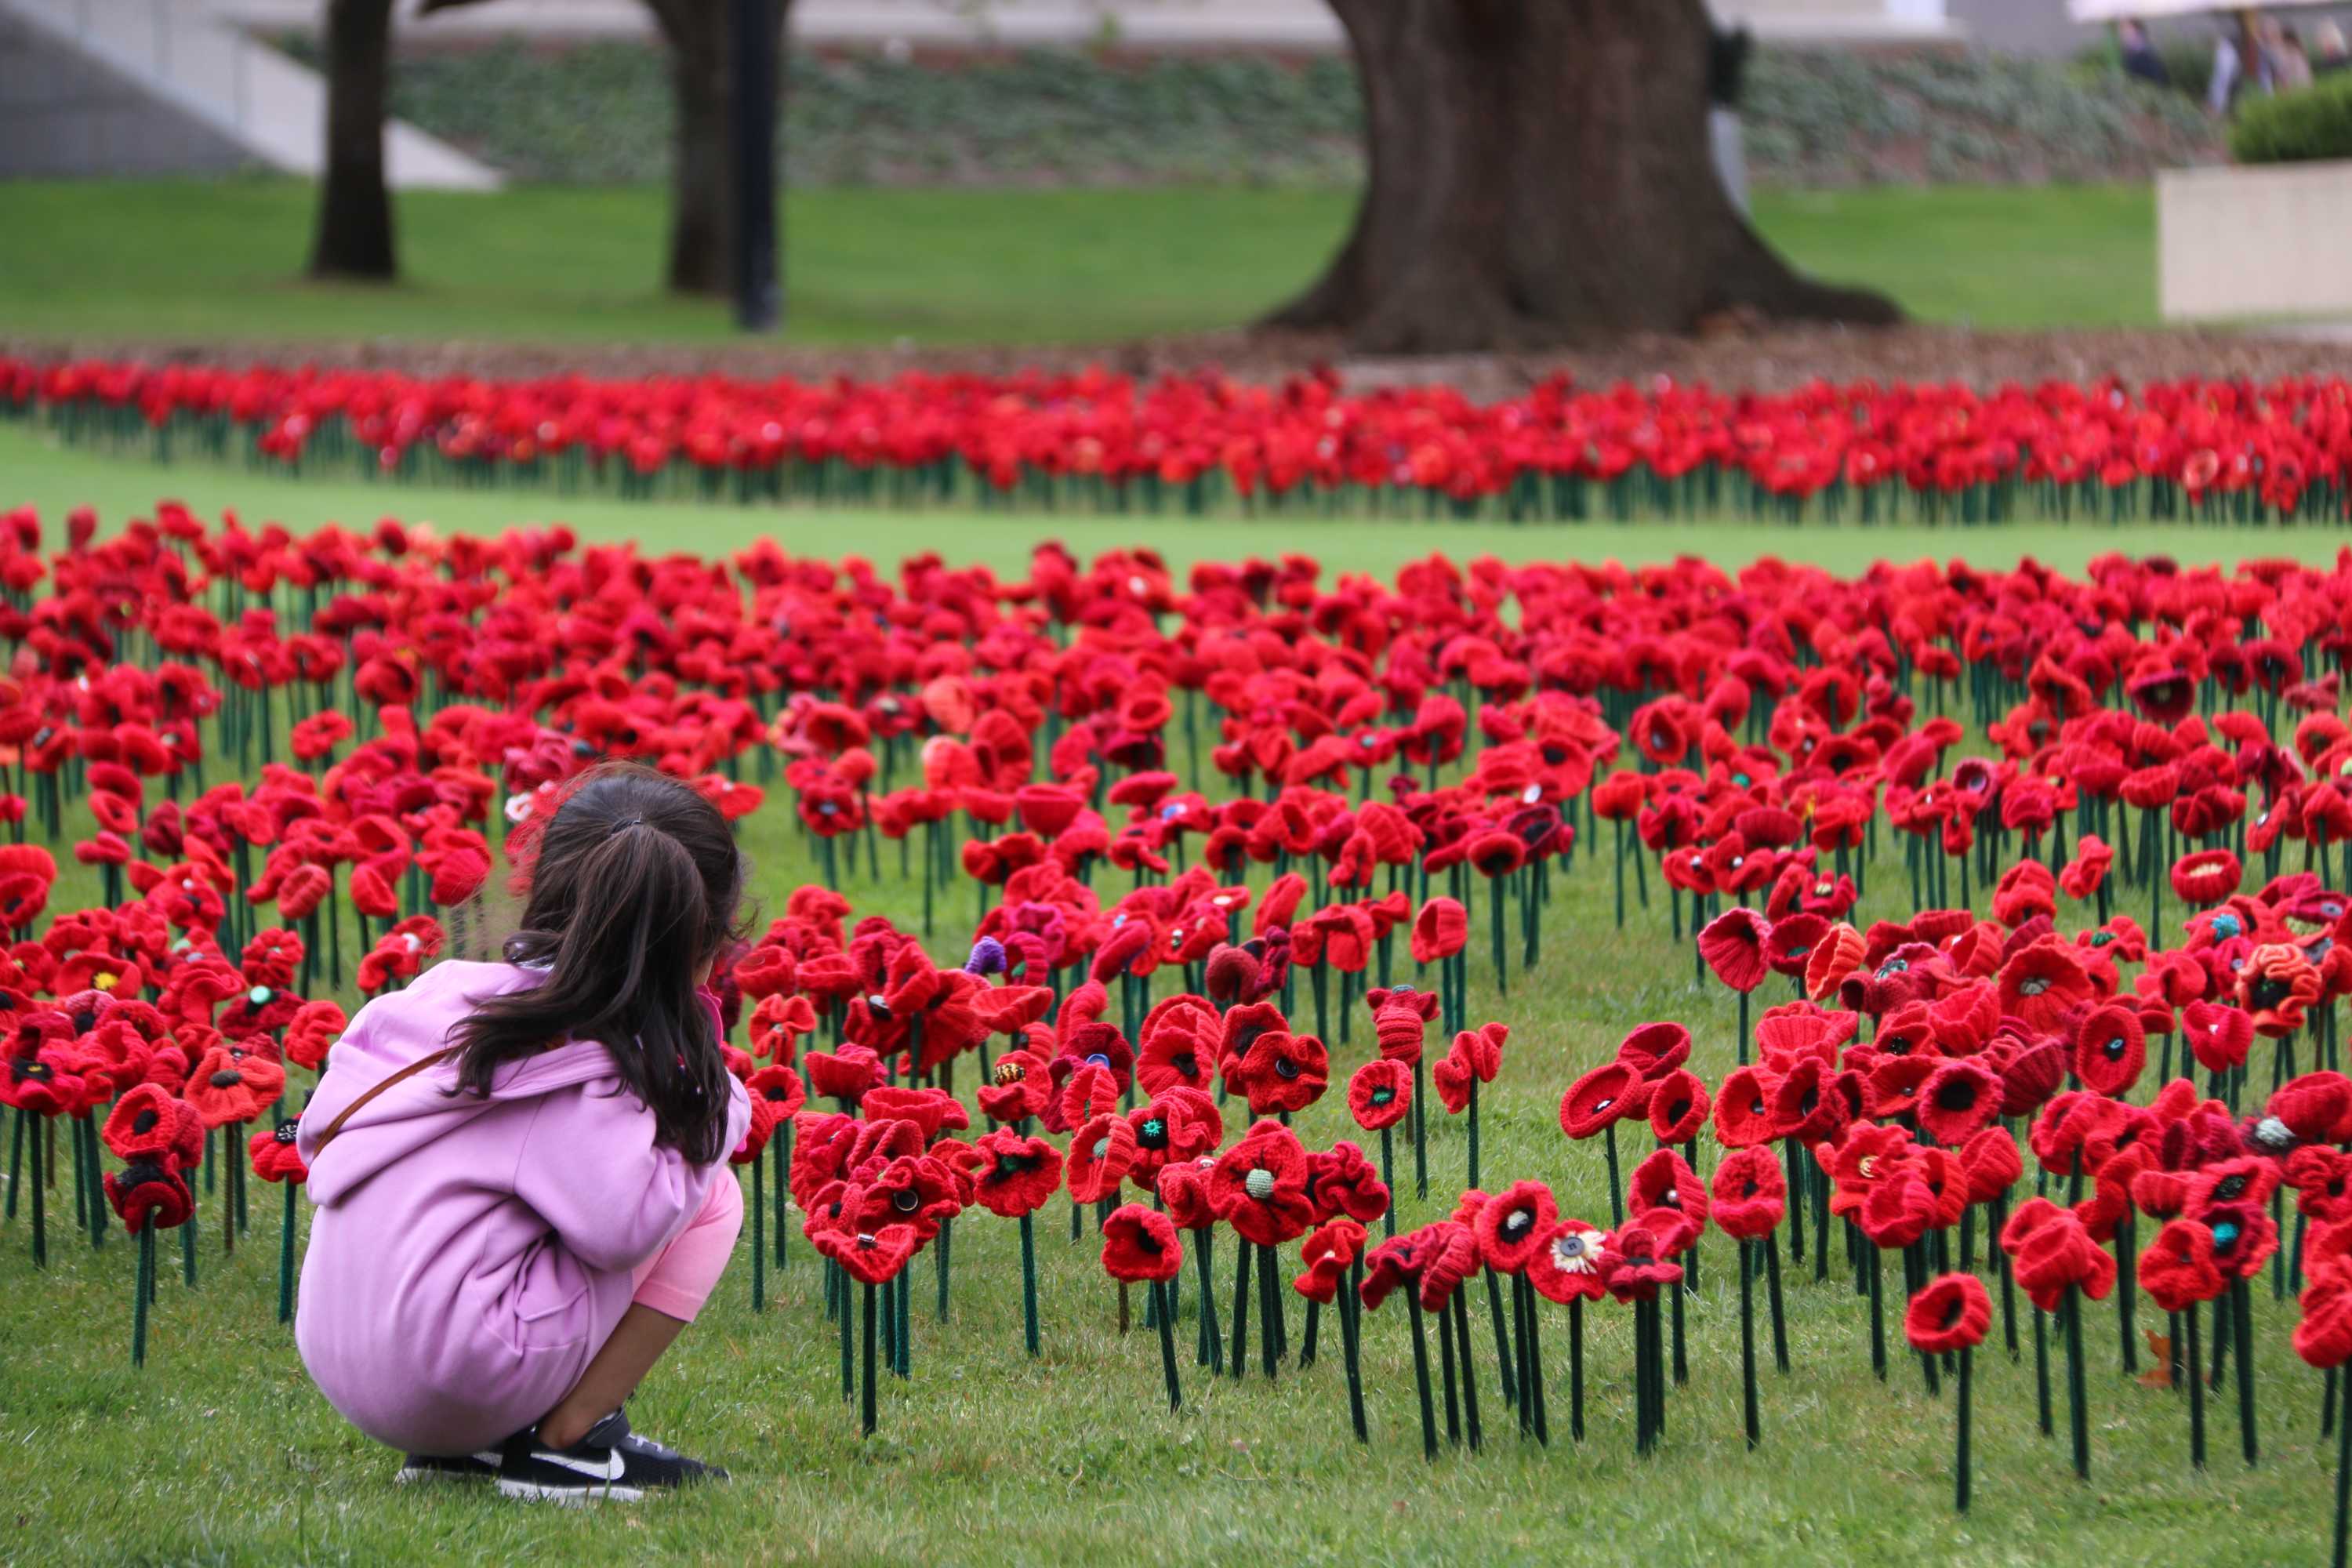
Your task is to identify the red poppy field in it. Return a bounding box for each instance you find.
[2,478,2351,1565]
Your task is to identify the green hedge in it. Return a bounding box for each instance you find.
[2231,73,2352,163]
[318,38,2220,188]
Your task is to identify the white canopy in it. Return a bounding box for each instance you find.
[2069,0,2339,20]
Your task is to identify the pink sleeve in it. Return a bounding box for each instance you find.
[511,1075,753,1274]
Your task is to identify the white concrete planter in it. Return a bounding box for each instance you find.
[2159,159,2352,321]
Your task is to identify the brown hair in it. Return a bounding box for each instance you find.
[451,763,745,1164]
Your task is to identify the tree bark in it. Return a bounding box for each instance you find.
[1267,0,1900,352]
[644,0,792,298]
[309,0,399,281]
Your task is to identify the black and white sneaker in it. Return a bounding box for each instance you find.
[495,1409,724,1503]
[395,1450,499,1485]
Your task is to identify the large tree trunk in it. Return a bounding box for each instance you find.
[646,0,791,298]
[309,0,399,281]
[1269,0,1899,352]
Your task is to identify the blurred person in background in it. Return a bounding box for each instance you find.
[2118,18,2171,88]
[2273,21,2316,91]
[2313,19,2350,74]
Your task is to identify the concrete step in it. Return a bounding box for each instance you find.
[0,0,499,187]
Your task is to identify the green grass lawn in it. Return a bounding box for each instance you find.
[0,179,2158,349]
[2,649,2336,1566]
[16,419,2346,583]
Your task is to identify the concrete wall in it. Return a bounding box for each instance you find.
[2159,159,2352,321]
[0,9,256,176]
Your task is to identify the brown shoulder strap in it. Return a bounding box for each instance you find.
[310,1047,459,1151]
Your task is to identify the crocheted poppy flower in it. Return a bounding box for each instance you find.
[2059,836,2113,901]
[106,1157,193,1233]
[247,1116,307,1183]
[1232,1029,1330,1117]
[1473,1178,1559,1274]
[1997,937,2095,1036]
[1644,1068,1711,1145]
[1524,1218,1609,1304]
[2274,1074,2352,1146]
[102,1082,182,1161]
[1058,1061,1120,1127]
[1710,1146,1787,1241]
[972,1127,1063,1218]
[1366,984,1437,1065]
[1916,1056,2002,1146]
[1127,1088,1221,1184]
[1347,1057,1413,1132]
[1697,906,1773,993]
[1305,1139,1390,1227]
[2071,1002,2147,1098]
[1410,897,1468,964]
[1065,1112,1138,1204]
[183,1042,285,1128]
[2240,942,2323,1037]
[1904,1272,1991,1356]
[1825,1121,1914,1219]
[1207,1119,1315,1247]
[2181,1000,2254,1073]
[1712,1065,1780,1149]
[2290,1145,2352,1224]
[1600,1224,1682,1303]
[1217,1000,1289,1080]
[976,1047,1052,1124]
[1294,1218,1369,1304]
[1432,1022,1503,1114]
[2197,1199,2280,1283]
[1615,1021,1691,1079]
[1100,1203,1183,1283]
[1769,1056,1847,1146]
[2170,848,2244,908]
[1859,1167,1940,1250]
[1629,1148,1709,1255]
[804,1044,884,1108]
[1559,1060,1635,1140]
[812,1221,920,1287]
[1155,1157,1218,1230]
[1135,994,1218,1096]
[2005,1203,2117,1311]
[1360,1227,1439,1311]
[1958,1125,2024,1206]
[2140,1218,2227,1312]
[2296,1274,2352,1370]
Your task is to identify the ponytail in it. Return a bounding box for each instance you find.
[451,763,746,1165]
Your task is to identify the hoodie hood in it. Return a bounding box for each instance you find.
[299,960,632,1205]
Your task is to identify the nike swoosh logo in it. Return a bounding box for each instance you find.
[536,1450,625,1480]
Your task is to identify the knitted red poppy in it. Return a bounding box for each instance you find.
[105,1158,193,1233]
[1916,1056,2002,1147]
[183,1043,285,1128]
[1346,1057,1413,1133]
[1294,1218,1369,1305]
[1697,906,1773,993]
[1600,1224,1682,1303]
[1958,1124,2024,1207]
[247,1117,307,1184]
[812,1221,920,1287]
[1100,1203,1183,1284]
[1559,1060,1636,1140]
[2296,1273,2352,1370]
[1472,1178,1559,1275]
[1065,1112,1138,1205]
[2005,1204,2117,1311]
[2071,1001,2147,1098]
[2181,1000,2255,1073]
[1710,1146,1787,1241]
[2140,1218,2227,1312]
[1904,1272,1991,1356]
[1208,1119,1316,1248]
[1629,1148,1709,1256]
[972,1128,1063,1219]
[1305,1140,1390,1228]
[1409,898,1468,964]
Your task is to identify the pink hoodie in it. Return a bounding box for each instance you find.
[295,959,750,1455]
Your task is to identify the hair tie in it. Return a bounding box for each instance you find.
[611,815,646,836]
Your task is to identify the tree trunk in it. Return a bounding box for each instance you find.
[1267,0,1899,352]
[646,0,791,298]
[309,0,399,281]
